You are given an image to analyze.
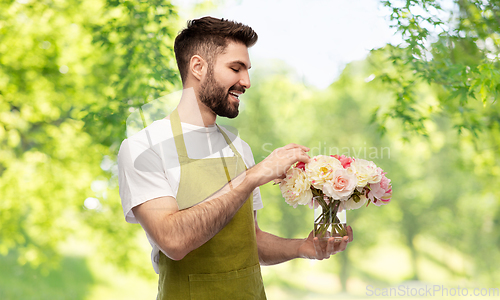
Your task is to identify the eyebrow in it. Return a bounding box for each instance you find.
[228,60,251,70]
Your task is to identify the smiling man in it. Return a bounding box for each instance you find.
[118,17,353,299]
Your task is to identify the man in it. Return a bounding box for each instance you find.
[118,16,353,299]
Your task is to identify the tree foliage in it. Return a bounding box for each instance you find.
[0,0,180,273]
[375,0,500,140]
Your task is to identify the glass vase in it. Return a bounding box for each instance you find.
[313,197,347,243]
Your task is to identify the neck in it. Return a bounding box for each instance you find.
[174,87,217,127]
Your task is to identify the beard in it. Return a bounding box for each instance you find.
[199,67,242,119]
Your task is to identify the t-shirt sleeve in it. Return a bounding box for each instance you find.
[118,138,175,223]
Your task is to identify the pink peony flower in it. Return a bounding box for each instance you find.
[367,174,392,206]
[323,168,358,200]
[331,154,354,169]
[295,161,306,171]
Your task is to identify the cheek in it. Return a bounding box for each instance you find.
[214,69,237,86]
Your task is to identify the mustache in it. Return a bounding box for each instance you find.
[229,85,245,94]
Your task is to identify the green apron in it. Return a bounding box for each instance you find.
[157,109,267,300]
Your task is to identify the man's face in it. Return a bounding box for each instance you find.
[199,42,251,118]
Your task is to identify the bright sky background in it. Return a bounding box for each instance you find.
[173,0,401,89]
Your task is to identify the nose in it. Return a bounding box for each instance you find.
[240,70,251,89]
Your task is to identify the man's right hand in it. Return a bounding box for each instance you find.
[249,143,310,187]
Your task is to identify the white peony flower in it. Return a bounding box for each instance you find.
[305,155,342,190]
[349,159,382,187]
[343,193,368,210]
[279,167,313,208]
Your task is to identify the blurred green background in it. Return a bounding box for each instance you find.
[1,0,499,299]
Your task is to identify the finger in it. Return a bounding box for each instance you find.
[338,236,349,252]
[292,148,310,163]
[332,238,343,254]
[313,237,322,260]
[300,153,310,163]
[281,150,309,168]
[326,237,335,256]
[298,145,310,152]
[283,143,299,150]
[347,226,353,242]
[284,143,310,152]
[272,179,282,185]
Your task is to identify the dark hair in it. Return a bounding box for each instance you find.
[174,16,258,83]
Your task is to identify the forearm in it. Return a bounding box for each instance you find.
[159,169,259,260]
[255,229,304,266]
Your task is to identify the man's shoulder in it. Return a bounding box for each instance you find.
[119,119,174,160]
[123,119,173,147]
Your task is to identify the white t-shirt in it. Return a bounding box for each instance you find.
[117,118,263,273]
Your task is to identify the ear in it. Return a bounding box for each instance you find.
[189,55,207,82]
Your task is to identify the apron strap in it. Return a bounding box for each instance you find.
[169,108,190,163]
[216,124,243,162]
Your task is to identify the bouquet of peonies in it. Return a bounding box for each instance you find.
[279,154,392,239]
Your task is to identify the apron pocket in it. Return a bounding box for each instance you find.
[188,264,266,300]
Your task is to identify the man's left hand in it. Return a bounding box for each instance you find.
[297,226,353,260]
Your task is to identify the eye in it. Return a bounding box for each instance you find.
[231,68,240,73]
